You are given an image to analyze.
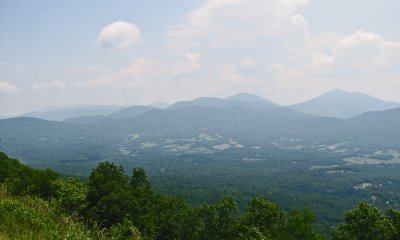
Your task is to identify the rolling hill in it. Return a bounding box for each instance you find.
[1,93,400,166]
[22,104,126,121]
[289,89,400,118]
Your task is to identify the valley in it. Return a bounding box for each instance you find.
[1,91,400,234]
[2,2,399,237]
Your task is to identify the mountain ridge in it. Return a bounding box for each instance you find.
[288,89,400,118]
[11,90,400,122]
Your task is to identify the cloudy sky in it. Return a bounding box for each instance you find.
[1,0,399,116]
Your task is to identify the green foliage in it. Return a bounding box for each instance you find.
[87,161,129,204]
[213,196,239,239]
[52,177,88,214]
[109,218,143,240]
[2,151,400,240]
[0,184,107,240]
[131,167,151,191]
[280,208,325,240]
[0,152,59,199]
[145,195,188,239]
[234,197,325,240]
[182,196,239,240]
[236,197,284,238]
[385,208,400,238]
[332,201,398,240]
[86,161,131,227]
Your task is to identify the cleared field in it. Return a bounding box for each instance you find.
[344,150,400,165]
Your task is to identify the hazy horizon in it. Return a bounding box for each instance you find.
[1,0,400,116]
[0,88,397,118]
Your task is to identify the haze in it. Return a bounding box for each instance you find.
[1,0,400,116]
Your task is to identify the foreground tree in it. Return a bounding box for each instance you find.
[0,152,58,198]
[52,177,88,214]
[0,153,338,239]
[86,161,131,227]
[280,208,325,240]
[235,197,325,240]
[332,201,398,240]
[130,167,152,191]
[235,197,284,239]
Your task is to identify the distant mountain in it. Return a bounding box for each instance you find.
[63,115,106,124]
[225,93,276,105]
[346,107,400,135]
[169,94,276,110]
[289,89,400,118]
[2,93,400,166]
[107,105,157,119]
[168,97,231,109]
[23,105,126,121]
[63,105,157,124]
[351,107,400,122]
[338,107,400,148]
[148,101,170,109]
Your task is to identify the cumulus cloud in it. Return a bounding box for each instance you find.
[332,31,400,74]
[173,52,202,77]
[5,1,399,115]
[120,58,165,80]
[0,81,19,93]
[167,0,309,50]
[86,3,400,106]
[256,29,400,104]
[163,0,399,104]
[97,21,141,49]
[280,30,400,79]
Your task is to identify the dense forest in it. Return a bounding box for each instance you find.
[2,93,400,238]
[1,152,400,239]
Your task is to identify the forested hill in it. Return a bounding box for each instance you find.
[1,152,399,239]
[1,103,400,169]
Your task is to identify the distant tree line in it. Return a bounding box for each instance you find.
[1,152,399,239]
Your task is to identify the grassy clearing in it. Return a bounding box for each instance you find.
[343,150,400,165]
[0,184,106,240]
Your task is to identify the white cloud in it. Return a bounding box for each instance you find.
[256,29,400,104]
[332,31,400,73]
[0,81,19,93]
[83,10,400,107]
[68,54,204,105]
[97,21,141,49]
[164,0,399,104]
[173,52,202,77]
[291,14,309,38]
[120,58,165,80]
[167,0,309,51]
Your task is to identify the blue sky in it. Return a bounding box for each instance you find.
[1,0,400,116]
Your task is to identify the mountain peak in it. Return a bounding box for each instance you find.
[168,97,227,109]
[289,89,400,118]
[324,89,367,97]
[226,92,275,104]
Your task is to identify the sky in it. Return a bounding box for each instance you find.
[1,0,400,116]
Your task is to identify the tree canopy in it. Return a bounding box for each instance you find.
[1,151,399,239]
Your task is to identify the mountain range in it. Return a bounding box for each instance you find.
[15,89,400,121]
[0,90,399,165]
[21,104,127,121]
